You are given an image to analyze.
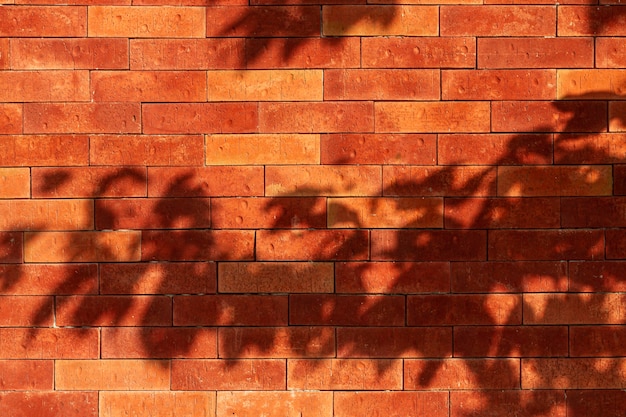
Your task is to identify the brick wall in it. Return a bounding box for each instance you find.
[1,1,626,416]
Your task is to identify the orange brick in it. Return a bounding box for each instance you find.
[0,168,29,198]
[0,392,97,417]
[0,360,53,390]
[218,327,335,358]
[450,391,566,417]
[208,70,322,101]
[557,69,626,99]
[328,197,443,228]
[555,133,626,164]
[206,134,320,165]
[143,103,257,134]
[610,102,626,131]
[174,295,288,326]
[408,294,521,325]
[0,135,88,166]
[337,327,452,358]
[172,359,286,390]
[0,231,22,263]
[0,6,86,37]
[218,262,334,293]
[207,6,320,37]
[91,135,204,166]
[569,261,626,292]
[0,296,53,326]
[0,38,8,69]
[0,103,22,134]
[372,230,487,261]
[478,37,594,68]
[489,230,605,261]
[102,327,217,359]
[498,165,612,196]
[0,199,93,231]
[142,230,254,261]
[55,360,170,390]
[441,6,556,36]
[597,37,626,68]
[32,167,146,198]
[524,293,626,324]
[266,165,381,197]
[335,392,449,417]
[130,38,245,70]
[56,295,171,326]
[91,70,207,102]
[0,328,99,359]
[217,391,332,417]
[570,326,626,357]
[256,230,369,261]
[362,37,476,68]
[438,134,552,165]
[324,69,440,100]
[24,231,141,262]
[323,5,438,36]
[522,358,626,389]
[148,167,263,197]
[383,166,497,197]
[101,392,215,417]
[88,6,206,37]
[443,70,556,100]
[10,38,128,69]
[454,326,568,357]
[405,359,520,389]
[375,102,490,133]
[558,6,626,36]
[288,359,402,390]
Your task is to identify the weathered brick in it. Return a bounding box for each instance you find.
[0,392,97,417]
[218,262,333,293]
[148,167,263,197]
[0,6,86,37]
[0,360,53,390]
[524,293,626,324]
[337,327,452,358]
[142,230,254,261]
[56,295,171,326]
[172,359,286,390]
[362,37,476,68]
[0,103,22,134]
[55,360,170,390]
[0,328,99,359]
[558,6,626,36]
[441,6,556,36]
[206,134,320,165]
[88,6,206,37]
[207,6,320,37]
[478,37,593,68]
[335,392,449,417]
[328,197,443,228]
[450,391,566,417]
[0,70,88,102]
[0,168,29,198]
[570,326,626,357]
[375,102,490,133]
[208,70,322,101]
[174,295,288,326]
[567,391,626,417]
[372,230,487,261]
[0,199,93,231]
[92,71,207,102]
[288,359,402,390]
[454,326,568,357]
[32,167,146,198]
[0,231,22,263]
[557,69,626,99]
[596,37,626,68]
[554,133,626,164]
[217,391,332,417]
[256,230,369,261]
[102,327,217,358]
[497,166,612,196]
[142,103,257,134]
[405,359,520,389]
[522,358,626,388]
[259,102,374,133]
[0,135,89,166]
[101,392,215,417]
[569,261,626,292]
[323,6,438,36]
[408,294,522,325]
[382,165,495,196]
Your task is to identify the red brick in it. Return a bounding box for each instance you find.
[328,197,443,228]
[0,38,7,69]
[0,6,86,37]
[25,231,141,262]
[0,231,22,263]
[0,392,97,417]
[492,101,607,132]
[290,294,405,326]
[56,295,171,326]
[376,102,490,133]
[372,230,487,261]
[454,326,568,357]
[211,197,326,229]
[101,392,214,417]
[405,359,520,389]
[554,133,626,163]
[450,391,566,417]
[288,359,402,390]
[557,69,626,100]
[408,294,522,325]
[130,38,245,70]
[0,199,93,231]
[489,230,604,261]
[438,133,552,165]
[337,327,451,358]
[219,327,335,358]
[335,261,450,293]
[24,103,141,134]
[0,264,97,295]
[562,197,626,227]
[11,38,128,69]
[335,392,449,417]
[55,359,170,390]
[256,230,369,261]
[0,135,88,166]
[478,37,593,68]
[445,197,560,229]
[324,69,439,101]
[567,391,626,417]
[0,103,22,134]
[0,168,29,198]
[597,37,626,67]
[218,262,333,293]
[102,327,217,359]
[172,359,286,390]
[0,360,53,390]
[206,134,320,165]
[142,230,254,261]
[0,296,52,326]
[96,198,210,230]
[443,70,556,100]
[610,102,626,132]
[497,166,612,196]
[0,70,88,102]
[615,164,626,195]
[362,37,476,68]
[441,6,556,36]
[524,293,626,324]
[266,165,381,197]
[522,358,626,388]
[92,71,206,102]
[218,391,332,417]
[321,133,436,165]
[558,6,626,35]
[324,5,437,36]
[174,295,288,326]
[91,134,203,165]
[0,328,99,359]
[569,261,626,292]
[207,6,319,37]
[148,167,263,197]
[383,166,497,197]
[142,103,257,134]
[88,6,205,37]
[259,102,374,133]
[32,167,146,198]
[209,70,322,101]
[100,262,216,294]
[570,326,626,357]
[246,37,360,69]
[451,261,568,293]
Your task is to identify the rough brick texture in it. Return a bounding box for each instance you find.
[2,2,625,417]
